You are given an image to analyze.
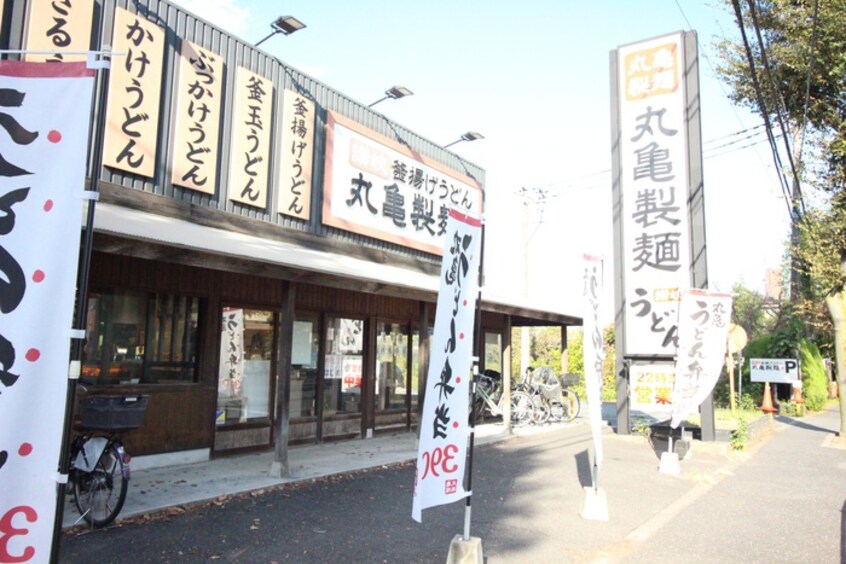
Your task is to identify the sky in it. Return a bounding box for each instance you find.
[170,0,791,321]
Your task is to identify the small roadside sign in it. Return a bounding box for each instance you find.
[750,358,800,384]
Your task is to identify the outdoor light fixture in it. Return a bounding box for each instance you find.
[443,131,484,149]
[255,15,306,47]
[368,86,414,108]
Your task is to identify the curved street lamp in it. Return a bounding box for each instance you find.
[368,86,414,108]
[255,15,306,47]
[443,131,484,148]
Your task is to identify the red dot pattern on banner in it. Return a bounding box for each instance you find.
[32,270,44,283]
[459,332,465,340]
[25,349,39,362]
[452,421,459,428]
[463,300,468,306]
[47,130,62,143]
[456,377,461,384]
[43,199,53,212]
[18,444,32,457]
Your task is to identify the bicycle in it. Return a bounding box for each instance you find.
[472,370,534,427]
[69,394,148,527]
[523,367,581,424]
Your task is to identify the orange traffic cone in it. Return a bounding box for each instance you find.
[760,381,777,413]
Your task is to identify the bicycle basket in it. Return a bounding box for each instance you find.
[561,373,581,387]
[78,395,149,432]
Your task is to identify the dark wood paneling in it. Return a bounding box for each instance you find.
[85,386,216,455]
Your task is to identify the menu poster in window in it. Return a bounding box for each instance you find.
[219,308,245,397]
[228,67,273,208]
[0,61,95,563]
[278,89,315,220]
[292,321,313,365]
[102,7,165,179]
[341,356,363,392]
[24,0,95,62]
[338,319,363,353]
[171,40,223,194]
[325,354,343,380]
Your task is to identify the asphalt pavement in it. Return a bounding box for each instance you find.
[57,403,845,563]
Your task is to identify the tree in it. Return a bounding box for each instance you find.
[716,0,846,436]
[730,282,779,343]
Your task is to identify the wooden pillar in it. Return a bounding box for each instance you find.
[503,315,512,434]
[363,314,377,437]
[417,300,430,433]
[271,281,295,478]
[560,324,569,374]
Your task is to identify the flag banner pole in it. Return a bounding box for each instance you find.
[50,52,114,563]
[580,254,609,521]
[462,216,485,541]
[412,209,483,524]
[0,58,100,564]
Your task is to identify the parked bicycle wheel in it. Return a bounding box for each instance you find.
[509,391,533,427]
[73,442,129,527]
[531,395,550,425]
[561,389,581,422]
[548,400,567,422]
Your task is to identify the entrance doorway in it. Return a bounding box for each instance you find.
[214,307,276,452]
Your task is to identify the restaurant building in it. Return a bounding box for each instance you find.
[3,0,579,466]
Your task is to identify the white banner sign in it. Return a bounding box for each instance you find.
[671,289,733,428]
[750,358,799,384]
[0,61,94,563]
[616,32,693,357]
[412,209,481,522]
[582,254,606,467]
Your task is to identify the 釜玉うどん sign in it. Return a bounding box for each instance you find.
[322,111,483,255]
[614,32,696,357]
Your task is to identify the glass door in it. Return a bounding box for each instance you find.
[322,317,364,440]
[216,308,275,450]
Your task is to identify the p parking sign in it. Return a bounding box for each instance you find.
[750,358,799,384]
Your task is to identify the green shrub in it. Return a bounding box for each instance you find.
[738,393,759,412]
[798,339,828,411]
[730,417,750,451]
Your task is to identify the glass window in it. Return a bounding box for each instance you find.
[290,313,319,418]
[82,290,199,385]
[485,332,502,374]
[324,317,364,416]
[376,321,409,411]
[217,308,274,425]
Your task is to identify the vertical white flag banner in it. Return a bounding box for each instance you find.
[0,61,95,563]
[582,254,606,468]
[412,209,482,523]
[671,289,733,428]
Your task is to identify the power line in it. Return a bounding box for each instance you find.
[730,0,797,222]
[745,0,805,216]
